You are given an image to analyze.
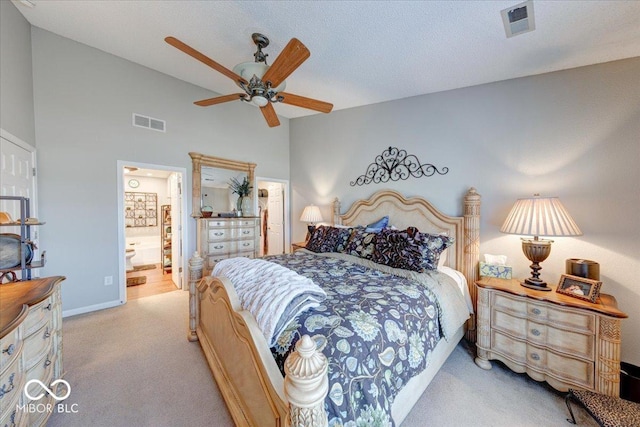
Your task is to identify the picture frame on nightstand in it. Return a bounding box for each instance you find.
[556,274,602,303]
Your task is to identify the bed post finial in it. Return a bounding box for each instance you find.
[463,188,481,343]
[284,335,329,427]
[333,197,342,226]
[188,251,204,342]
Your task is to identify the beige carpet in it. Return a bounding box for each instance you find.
[49,290,597,427]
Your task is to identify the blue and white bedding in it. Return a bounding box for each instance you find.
[259,251,471,427]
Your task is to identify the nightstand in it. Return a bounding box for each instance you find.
[475,277,627,396]
[292,241,307,251]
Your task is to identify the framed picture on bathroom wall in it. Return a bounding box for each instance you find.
[125,192,157,227]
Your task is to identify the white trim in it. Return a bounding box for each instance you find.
[62,299,124,318]
[256,176,291,254]
[0,128,35,151]
[117,160,189,304]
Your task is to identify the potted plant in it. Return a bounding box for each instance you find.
[229,176,253,215]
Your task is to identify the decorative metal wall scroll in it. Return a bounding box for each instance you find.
[125,192,158,227]
[350,146,449,186]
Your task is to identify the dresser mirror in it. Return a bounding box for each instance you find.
[189,152,256,218]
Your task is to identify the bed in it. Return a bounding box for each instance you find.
[187,188,481,426]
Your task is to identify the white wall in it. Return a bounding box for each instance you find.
[31,28,290,312]
[290,58,640,365]
[0,1,35,144]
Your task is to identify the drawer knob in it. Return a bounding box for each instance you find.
[530,353,540,361]
[213,232,223,236]
[242,243,250,247]
[1,344,15,356]
[44,328,51,339]
[531,308,541,315]
[213,245,224,249]
[531,329,541,336]
[242,230,250,234]
[44,358,52,367]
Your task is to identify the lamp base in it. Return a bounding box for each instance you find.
[521,278,552,292]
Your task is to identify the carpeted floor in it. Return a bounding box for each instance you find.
[48,291,597,427]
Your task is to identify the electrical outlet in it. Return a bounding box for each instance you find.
[104,276,113,286]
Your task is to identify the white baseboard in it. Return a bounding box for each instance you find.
[62,299,124,318]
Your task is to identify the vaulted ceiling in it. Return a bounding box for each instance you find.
[14,0,640,119]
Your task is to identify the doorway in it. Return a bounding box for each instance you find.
[117,161,188,303]
[257,178,290,256]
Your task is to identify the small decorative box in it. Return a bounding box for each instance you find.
[479,261,512,279]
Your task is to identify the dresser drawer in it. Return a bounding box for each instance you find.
[208,227,256,242]
[208,239,255,255]
[491,330,594,389]
[493,292,595,334]
[23,295,54,336]
[23,321,54,371]
[206,252,255,270]
[0,352,24,409]
[206,219,257,228]
[0,327,22,371]
[492,309,594,360]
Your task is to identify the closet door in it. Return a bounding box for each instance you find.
[0,131,38,279]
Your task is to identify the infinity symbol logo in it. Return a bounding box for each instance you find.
[24,379,71,401]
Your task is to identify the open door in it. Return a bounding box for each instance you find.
[170,173,182,289]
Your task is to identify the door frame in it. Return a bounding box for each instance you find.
[0,128,38,213]
[256,177,291,254]
[117,160,188,303]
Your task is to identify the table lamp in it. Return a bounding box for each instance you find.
[500,194,582,291]
[300,205,323,240]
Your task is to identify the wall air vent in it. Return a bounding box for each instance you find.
[501,0,535,38]
[132,113,166,132]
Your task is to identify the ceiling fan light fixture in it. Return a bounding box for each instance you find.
[251,95,269,107]
[232,61,286,93]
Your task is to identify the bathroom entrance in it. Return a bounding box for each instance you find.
[118,161,187,302]
[257,178,290,256]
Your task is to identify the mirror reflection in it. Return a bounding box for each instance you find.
[201,167,248,215]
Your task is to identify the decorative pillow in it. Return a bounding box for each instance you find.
[373,227,455,272]
[365,215,390,233]
[343,228,378,259]
[372,227,424,271]
[306,225,351,253]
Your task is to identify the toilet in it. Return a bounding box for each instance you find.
[125,248,136,272]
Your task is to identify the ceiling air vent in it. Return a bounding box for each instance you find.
[132,113,166,133]
[501,0,535,38]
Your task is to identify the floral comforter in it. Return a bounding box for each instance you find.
[266,251,459,427]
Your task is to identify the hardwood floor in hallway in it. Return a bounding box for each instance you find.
[126,263,178,300]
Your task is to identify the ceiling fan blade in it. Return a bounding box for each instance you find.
[194,93,246,107]
[165,36,247,85]
[260,103,280,127]
[262,38,310,89]
[278,92,333,113]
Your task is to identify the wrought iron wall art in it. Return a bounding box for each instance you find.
[350,146,449,186]
[125,192,158,227]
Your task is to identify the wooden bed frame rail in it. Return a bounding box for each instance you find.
[188,188,481,427]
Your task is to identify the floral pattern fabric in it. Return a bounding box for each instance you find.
[373,227,454,272]
[266,252,441,427]
[307,225,353,253]
[343,228,377,259]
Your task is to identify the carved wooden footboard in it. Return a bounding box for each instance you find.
[189,254,328,426]
[188,188,481,427]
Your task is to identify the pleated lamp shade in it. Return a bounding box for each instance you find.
[501,195,582,237]
[300,205,323,224]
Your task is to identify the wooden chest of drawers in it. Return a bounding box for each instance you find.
[198,217,260,275]
[475,278,627,396]
[0,276,65,427]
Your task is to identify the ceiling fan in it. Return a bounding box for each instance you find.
[165,33,333,127]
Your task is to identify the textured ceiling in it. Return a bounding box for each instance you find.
[14,1,640,119]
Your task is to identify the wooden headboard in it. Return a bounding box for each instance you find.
[332,188,481,341]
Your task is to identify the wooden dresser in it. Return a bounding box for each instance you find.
[198,217,260,275]
[1,276,65,427]
[475,277,627,396]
